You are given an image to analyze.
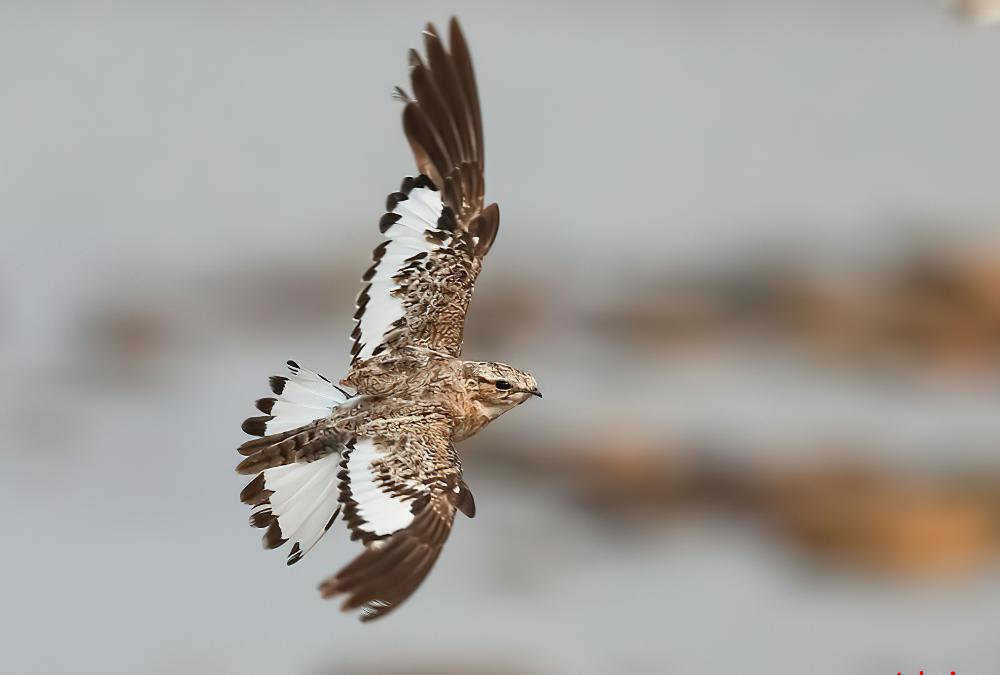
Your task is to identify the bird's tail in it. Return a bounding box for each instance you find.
[240,360,352,441]
[237,361,353,565]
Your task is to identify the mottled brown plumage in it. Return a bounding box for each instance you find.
[235,17,540,622]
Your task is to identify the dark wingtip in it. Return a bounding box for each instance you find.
[242,416,271,437]
[379,212,401,233]
[269,376,287,395]
[262,521,286,550]
[239,474,269,505]
[413,173,436,191]
[249,509,273,529]
[386,191,408,211]
[457,487,476,519]
[407,47,422,69]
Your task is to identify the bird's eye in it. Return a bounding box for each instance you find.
[495,380,512,391]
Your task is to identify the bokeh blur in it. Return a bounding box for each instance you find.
[3,1,1000,674]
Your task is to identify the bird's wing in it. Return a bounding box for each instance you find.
[319,402,474,622]
[400,18,493,239]
[349,18,499,365]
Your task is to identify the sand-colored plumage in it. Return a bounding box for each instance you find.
[235,18,539,621]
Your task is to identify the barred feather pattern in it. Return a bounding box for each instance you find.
[348,17,500,369]
[350,176,482,364]
[238,361,353,565]
[322,431,468,621]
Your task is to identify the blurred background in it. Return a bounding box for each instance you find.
[3,1,1000,674]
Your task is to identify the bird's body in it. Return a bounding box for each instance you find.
[342,348,538,440]
[234,18,540,621]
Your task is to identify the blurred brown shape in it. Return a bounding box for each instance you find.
[84,306,173,378]
[582,239,1000,372]
[763,464,999,576]
[477,435,1000,578]
[952,0,1000,24]
[74,232,1000,378]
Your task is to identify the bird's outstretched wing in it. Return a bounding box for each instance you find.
[320,418,474,621]
[349,18,499,365]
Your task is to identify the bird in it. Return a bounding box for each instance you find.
[235,17,541,622]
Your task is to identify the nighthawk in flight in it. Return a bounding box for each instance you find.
[236,18,541,621]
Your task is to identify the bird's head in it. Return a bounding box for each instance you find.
[462,360,541,421]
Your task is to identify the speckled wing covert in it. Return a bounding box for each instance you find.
[320,425,475,621]
[350,18,500,365]
[238,361,475,620]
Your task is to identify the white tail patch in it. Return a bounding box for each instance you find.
[343,439,415,537]
[241,361,354,564]
[256,452,342,563]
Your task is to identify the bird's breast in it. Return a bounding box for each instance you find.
[451,412,489,442]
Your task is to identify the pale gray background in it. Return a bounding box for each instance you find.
[2,1,999,674]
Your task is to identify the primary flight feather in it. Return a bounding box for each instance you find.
[235,17,540,622]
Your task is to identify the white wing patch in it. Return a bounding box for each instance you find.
[262,361,351,435]
[343,439,415,537]
[354,184,446,362]
[256,452,342,561]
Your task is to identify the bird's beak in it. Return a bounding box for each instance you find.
[528,388,543,399]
